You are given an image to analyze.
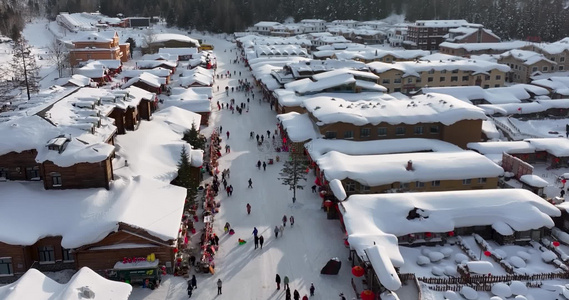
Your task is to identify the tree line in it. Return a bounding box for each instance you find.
[3,0,569,42]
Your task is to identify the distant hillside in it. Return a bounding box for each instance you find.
[36,0,569,42]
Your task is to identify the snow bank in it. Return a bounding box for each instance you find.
[492,282,512,298]
[364,245,402,291]
[520,174,549,188]
[466,261,494,274]
[329,179,347,201]
[0,267,131,300]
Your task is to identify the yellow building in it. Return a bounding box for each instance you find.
[367,59,509,94]
[69,31,130,66]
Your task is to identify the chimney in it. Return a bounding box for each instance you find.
[406,160,413,171]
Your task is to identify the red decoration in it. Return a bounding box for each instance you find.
[448,231,455,237]
[425,232,432,238]
[173,248,179,253]
[344,239,350,246]
[323,200,333,208]
[360,290,375,300]
[191,228,197,234]
[553,241,561,247]
[484,251,491,257]
[352,265,365,277]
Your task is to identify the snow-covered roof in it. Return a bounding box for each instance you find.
[525,138,569,157]
[72,31,116,43]
[141,52,179,61]
[276,112,322,142]
[0,175,185,248]
[66,74,92,87]
[254,21,281,27]
[159,47,199,56]
[284,71,386,95]
[306,138,461,161]
[520,174,549,188]
[364,245,402,291]
[334,49,429,61]
[329,179,347,201]
[122,67,171,79]
[163,87,211,112]
[302,93,486,126]
[317,150,504,186]
[342,189,560,280]
[136,59,177,69]
[439,41,528,52]
[121,72,164,89]
[254,45,309,58]
[150,33,200,46]
[367,59,510,77]
[179,73,214,87]
[414,20,470,28]
[422,84,549,105]
[0,267,132,300]
[85,59,122,69]
[532,39,569,55]
[499,49,556,66]
[467,141,537,154]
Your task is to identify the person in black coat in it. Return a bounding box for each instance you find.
[259,235,264,249]
[187,282,193,298]
[276,274,281,290]
[190,275,197,289]
[285,287,291,300]
[293,289,300,300]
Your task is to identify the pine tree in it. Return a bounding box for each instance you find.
[175,145,199,208]
[182,123,206,150]
[10,37,40,100]
[278,156,308,203]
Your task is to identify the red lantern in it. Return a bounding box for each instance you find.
[361,290,375,300]
[553,241,561,247]
[173,248,179,253]
[425,232,432,238]
[563,179,567,184]
[323,200,333,208]
[352,265,365,277]
[448,231,455,237]
[484,251,491,257]
[344,239,350,246]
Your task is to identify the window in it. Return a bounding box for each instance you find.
[551,57,556,61]
[532,66,538,72]
[360,185,370,192]
[427,77,434,82]
[26,166,40,180]
[450,76,458,82]
[441,70,447,74]
[428,69,435,74]
[451,69,459,73]
[416,77,421,83]
[343,131,354,139]
[325,131,337,139]
[543,66,548,72]
[394,88,401,92]
[462,76,469,81]
[431,180,440,187]
[401,182,410,189]
[484,84,489,89]
[395,127,406,135]
[0,258,12,275]
[495,75,501,80]
[39,246,55,262]
[478,178,487,184]
[62,248,74,262]
[561,56,565,62]
[462,179,472,185]
[439,77,445,82]
[378,127,387,136]
[560,66,565,71]
[51,172,62,186]
[360,128,371,138]
[485,75,490,80]
[415,181,425,188]
[407,78,413,84]
[382,79,390,84]
[345,182,356,192]
[414,126,423,135]
[430,125,439,134]
[0,167,7,179]
[394,78,402,84]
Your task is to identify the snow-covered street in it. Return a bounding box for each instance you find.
[130,34,354,300]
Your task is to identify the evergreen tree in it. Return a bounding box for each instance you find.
[182,123,206,150]
[10,37,40,100]
[278,156,308,203]
[175,145,199,208]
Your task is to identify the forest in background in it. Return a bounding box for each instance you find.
[3,0,569,42]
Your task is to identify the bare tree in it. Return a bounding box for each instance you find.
[10,38,40,100]
[47,39,68,78]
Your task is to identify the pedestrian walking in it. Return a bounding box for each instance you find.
[310,283,315,296]
[252,227,258,237]
[226,131,230,139]
[267,130,271,138]
[190,275,197,289]
[229,185,233,195]
[217,101,221,110]
[294,290,300,300]
[256,134,260,142]
[219,126,223,134]
[257,160,261,170]
[339,293,346,300]
[263,161,267,171]
[248,178,253,188]
[254,235,259,249]
[226,169,231,178]
[217,279,222,295]
[259,235,264,248]
[302,295,308,300]
[562,189,566,198]
[284,276,290,289]
[213,234,219,246]
[279,225,284,236]
[247,203,251,215]
[274,225,279,238]
[250,131,254,139]
[311,185,317,193]
[282,215,287,227]
[224,222,230,233]
[223,179,227,189]
[290,215,295,227]
[276,274,281,290]
[226,186,231,196]
[261,135,264,143]
[187,284,193,298]
[286,287,292,300]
